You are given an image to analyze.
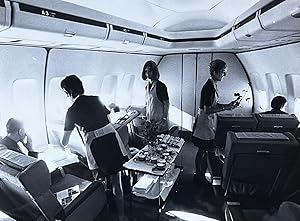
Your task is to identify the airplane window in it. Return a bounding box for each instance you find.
[285,74,300,114]
[81,75,101,96]
[100,74,118,106]
[12,79,42,148]
[116,74,135,108]
[294,98,300,122]
[266,73,283,100]
[46,77,85,156]
[47,77,70,123]
[251,73,269,111]
[252,73,267,91]
[131,78,146,107]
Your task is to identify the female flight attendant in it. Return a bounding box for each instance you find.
[142,60,169,134]
[60,75,129,221]
[192,59,239,184]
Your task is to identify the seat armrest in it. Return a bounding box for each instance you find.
[225,203,247,221]
[64,181,107,221]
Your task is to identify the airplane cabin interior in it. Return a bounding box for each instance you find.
[0,0,300,221]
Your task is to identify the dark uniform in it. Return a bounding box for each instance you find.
[192,79,218,177]
[64,95,128,177]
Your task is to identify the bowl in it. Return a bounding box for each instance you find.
[166,149,173,153]
[156,162,166,170]
[162,152,170,158]
[138,153,146,161]
[150,156,158,163]
[157,159,166,164]
[160,144,168,149]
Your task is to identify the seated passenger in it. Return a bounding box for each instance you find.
[261,96,288,114]
[0,118,37,158]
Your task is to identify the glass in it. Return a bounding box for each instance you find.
[162,163,175,186]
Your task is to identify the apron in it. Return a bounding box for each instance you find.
[145,82,169,133]
[84,123,128,170]
[193,79,218,140]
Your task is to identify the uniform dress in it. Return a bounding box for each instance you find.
[145,80,169,133]
[64,95,128,177]
[193,78,218,140]
[192,78,218,176]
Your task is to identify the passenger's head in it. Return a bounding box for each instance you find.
[6,118,26,140]
[142,61,160,81]
[209,59,227,82]
[271,96,287,110]
[61,75,84,99]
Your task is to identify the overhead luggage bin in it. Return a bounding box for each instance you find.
[2,0,108,46]
[143,33,173,49]
[233,11,296,42]
[0,0,11,32]
[259,0,300,32]
[107,24,145,46]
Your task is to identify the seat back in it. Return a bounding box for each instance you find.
[255,114,299,134]
[222,132,299,197]
[0,164,41,220]
[215,114,258,148]
[0,148,63,220]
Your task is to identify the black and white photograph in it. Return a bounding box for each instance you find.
[0,0,300,221]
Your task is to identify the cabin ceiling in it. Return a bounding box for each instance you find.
[0,0,299,54]
[63,0,259,31]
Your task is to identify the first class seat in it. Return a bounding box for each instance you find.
[0,147,107,221]
[207,132,299,200]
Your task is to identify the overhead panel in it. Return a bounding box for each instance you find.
[107,24,144,46]
[143,33,173,49]
[0,0,11,32]
[233,11,296,42]
[2,0,108,46]
[259,0,300,32]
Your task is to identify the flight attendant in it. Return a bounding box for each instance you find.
[192,59,239,184]
[60,75,129,221]
[142,60,169,134]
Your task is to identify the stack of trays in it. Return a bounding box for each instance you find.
[133,174,158,194]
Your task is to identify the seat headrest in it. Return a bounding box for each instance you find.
[257,113,298,119]
[256,114,299,133]
[225,132,299,156]
[0,149,51,196]
[234,132,290,140]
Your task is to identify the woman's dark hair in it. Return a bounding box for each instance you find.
[60,75,84,99]
[209,59,227,76]
[141,60,160,81]
[271,96,287,110]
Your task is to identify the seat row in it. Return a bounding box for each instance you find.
[215,113,299,148]
[206,114,300,221]
[0,147,107,221]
